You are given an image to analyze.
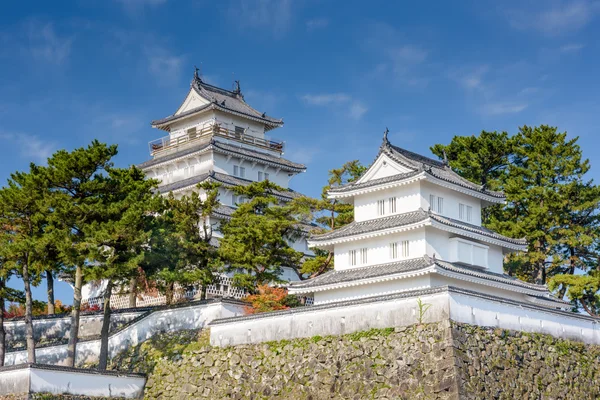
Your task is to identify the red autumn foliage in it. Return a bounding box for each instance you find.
[243,284,290,315]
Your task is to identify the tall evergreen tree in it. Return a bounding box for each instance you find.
[0,170,48,363]
[84,166,159,370]
[488,125,591,284]
[43,140,118,367]
[219,181,304,293]
[299,160,366,277]
[145,182,222,304]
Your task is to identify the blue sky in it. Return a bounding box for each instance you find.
[2,0,600,304]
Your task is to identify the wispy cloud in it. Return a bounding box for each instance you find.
[228,0,293,37]
[141,44,186,86]
[451,65,489,91]
[301,93,367,120]
[301,93,351,105]
[480,102,528,116]
[27,22,73,65]
[559,43,585,52]
[506,0,600,36]
[116,0,167,13]
[362,22,429,87]
[306,18,329,32]
[284,145,320,164]
[0,131,57,163]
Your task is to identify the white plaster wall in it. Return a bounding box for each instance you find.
[314,274,432,305]
[4,311,143,344]
[420,181,482,226]
[334,230,426,270]
[448,291,600,344]
[147,152,213,185]
[0,368,29,395]
[429,275,530,303]
[487,244,505,274]
[354,182,421,222]
[211,288,600,347]
[211,291,450,346]
[30,369,145,398]
[213,153,291,188]
[4,301,245,367]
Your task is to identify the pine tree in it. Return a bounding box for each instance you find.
[489,126,591,284]
[145,182,222,304]
[299,160,366,277]
[43,140,118,367]
[0,169,48,363]
[430,131,513,191]
[84,166,159,370]
[218,180,304,293]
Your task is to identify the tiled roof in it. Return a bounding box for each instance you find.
[156,170,306,201]
[329,171,422,193]
[309,208,526,246]
[152,77,283,128]
[290,257,431,288]
[138,139,305,172]
[288,256,548,292]
[310,209,428,241]
[331,138,505,199]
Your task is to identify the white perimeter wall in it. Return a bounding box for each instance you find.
[210,288,600,347]
[4,301,245,367]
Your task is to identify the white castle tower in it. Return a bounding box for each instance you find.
[81,70,311,307]
[288,130,566,309]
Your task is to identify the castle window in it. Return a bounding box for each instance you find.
[360,248,368,264]
[389,197,397,213]
[459,203,473,222]
[437,197,444,214]
[349,250,357,266]
[459,203,465,220]
[233,165,246,178]
[466,205,473,222]
[235,126,245,136]
[401,240,410,258]
[390,242,398,259]
[258,171,270,181]
[187,127,197,138]
[377,200,385,216]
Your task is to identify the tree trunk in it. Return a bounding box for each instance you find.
[165,282,174,305]
[22,261,36,364]
[558,248,577,299]
[128,277,137,308]
[0,279,5,367]
[98,280,113,371]
[46,270,55,315]
[200,284,207,301]
[66,265,83,367]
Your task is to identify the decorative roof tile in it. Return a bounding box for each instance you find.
[288,256,548,293]
[156,170,306,201]
[309,208,526,247]
[152,77,283,129]
[138,139,305,172]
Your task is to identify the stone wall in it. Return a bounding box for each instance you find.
[124,321,600,399]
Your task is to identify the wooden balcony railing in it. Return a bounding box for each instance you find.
[148,124,285,156]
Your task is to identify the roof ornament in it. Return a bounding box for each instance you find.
[442,149,449,166]
[382,127,390,149]
[194,65,202,82]
[233,80,242,95]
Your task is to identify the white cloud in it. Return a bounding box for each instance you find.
[301,93,351,106]
[301,93,368,120]
[454,65,489,90]
[145,47,185,86]
[348,102,368,120]
[362,22,429,86]
[27,22,73,65]
[480,102,528,116]
[284,146,320,164]
[0,132,57,163]
[506,0,599,36]
[228,0,293,36]
[306,18,329,31]
[559,43,585,52]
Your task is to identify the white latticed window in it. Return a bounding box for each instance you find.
[377,199,385,216]
[390,242,398,259]
[349,250,357,266]
[429,194,436,212]
[360,248,368,264]
[459,203,465,220]
[401,240,410,258]
[437,197,444,213]
[389,197,397,213]
[233,165,246,178]
[466,205,473,222]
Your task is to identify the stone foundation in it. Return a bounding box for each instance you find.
[133,321,600,399]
